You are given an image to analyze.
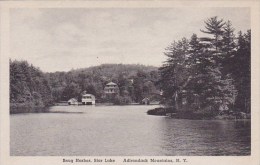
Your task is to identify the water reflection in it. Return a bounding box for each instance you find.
[159,119,250,155]
[10,105,250,156]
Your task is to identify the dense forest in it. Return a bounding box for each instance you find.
[156,16,250,118]
[46,64,160,103]
[10,62,160,110]
[10,60,53,109]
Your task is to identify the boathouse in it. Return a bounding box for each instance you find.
[68,98,78,105]
[82,94,95,105]
[141,98,150,105]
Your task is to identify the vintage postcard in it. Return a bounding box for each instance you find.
[0,0,259,165]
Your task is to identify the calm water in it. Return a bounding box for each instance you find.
[10,105,250,156]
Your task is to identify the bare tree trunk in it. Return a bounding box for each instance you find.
[174,91,179,110]
[182,76,192,88]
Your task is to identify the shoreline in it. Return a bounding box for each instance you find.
[54,102,160,106]
[10,104,251,121]
[147,107,251,120]
[9,103,160,114]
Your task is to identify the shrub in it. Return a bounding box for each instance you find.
[147,107,175,116]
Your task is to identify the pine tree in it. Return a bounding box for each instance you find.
[200,16,226,53]
[187,34,228,109]
[222,21,236,55]
[231,30,251,112]
[199,17,235,110]
[159,38,190,109]
[220,20,236,75]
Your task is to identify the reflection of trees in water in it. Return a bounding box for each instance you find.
[158,119,250,155]
[10,106,50,114]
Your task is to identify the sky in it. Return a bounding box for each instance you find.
[10,8,250,72]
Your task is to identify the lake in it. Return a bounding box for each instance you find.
[10,105,250,156]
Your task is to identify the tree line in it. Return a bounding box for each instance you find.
[10,62,160,108]
[158,16,250,115]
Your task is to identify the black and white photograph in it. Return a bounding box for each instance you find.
[0,1,260,165]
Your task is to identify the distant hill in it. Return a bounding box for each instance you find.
[46,63,160,103]
[73,63,158,72]
[68,63,158,80]
[10,61,160,112]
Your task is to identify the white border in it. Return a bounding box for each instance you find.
[0,1,259,165]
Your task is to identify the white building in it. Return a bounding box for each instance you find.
[68,98,78,105]
[82,94,95,105]
[104,82,119,94]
